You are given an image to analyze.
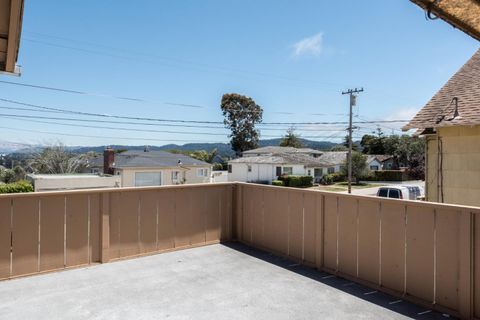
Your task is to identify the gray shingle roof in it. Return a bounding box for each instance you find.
[242,146,323,155]
[229,152,334,167]
[403,49,480,131]
[89,150,210,168]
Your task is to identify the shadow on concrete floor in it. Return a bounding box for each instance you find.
[224,242,454,320]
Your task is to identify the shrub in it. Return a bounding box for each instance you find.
[0,180,34,194]
[361,170,409,181]
[272,180,284,186]
[277,175,312,188]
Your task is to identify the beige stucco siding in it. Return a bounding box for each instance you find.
[426,125,480,206]
[116,166,211,187]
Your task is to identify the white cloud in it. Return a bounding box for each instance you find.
[384,107,420,121]
[292,32,323,57]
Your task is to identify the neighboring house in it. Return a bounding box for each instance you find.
[242,146,323,158]
[27,174,121,192]
[403,49,480,206]
[228,153,334,184]
[89,148,212,187]
[366,155,394,171]
[0,0,24,75]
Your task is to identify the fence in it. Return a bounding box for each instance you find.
[235,183,480,319]
[0,184,232,279]
[0,182,479,318]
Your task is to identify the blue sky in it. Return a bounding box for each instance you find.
[0,0,478,146]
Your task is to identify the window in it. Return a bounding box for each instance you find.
[135,172,161,187]
[307,169,311,176]
[247,165,252,172]
[228,165,232,173]
[92,168,99,174]
[378,188,388,197]
[370,165,379,171]
[327,167,335,174]
[388,189,401,199]
[282,167,293,175]
[276,166,282,177]
[197,168,208,177]
[171,171,180,180]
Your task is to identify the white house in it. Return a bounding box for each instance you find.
[89,148,212,187]
[366,155,394,171]
[227,149,341,184]
[27,174,121,192]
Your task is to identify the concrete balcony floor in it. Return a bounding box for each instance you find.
[0,243,451,320]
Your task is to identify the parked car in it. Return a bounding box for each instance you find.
[376,185,424,200]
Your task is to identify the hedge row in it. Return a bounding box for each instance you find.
[277,175,313,188]
[362,170,410,181]
[0,180,34,194]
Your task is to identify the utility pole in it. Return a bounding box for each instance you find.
[342,88,363,194]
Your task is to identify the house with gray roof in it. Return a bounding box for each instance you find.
[89,148,212,187]
[228,149,344,184]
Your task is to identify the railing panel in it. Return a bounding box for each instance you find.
[323,194,337,270]
[380,202,406,293]
[157,190,175,250]
[220,185,232,241]
[337,196,358,277]
[242,186,253,242]
[12,197,39,276]
[139,191,158,254]
[436,208,460,311]
[39,195,65,272]
[252,188,264,247]
[65,194,90,267]
[0,198,11,279]
[89,194,100,262]
[303,193,317,264]
[262,188,281,254]
[288,192,304,260]
[174,189,192,247]
[405,205,435,302]
[190,188,206,245]
[357,198,380,285]
[111,191,140,258]
[205,187,221,242]
[475,212,480,318]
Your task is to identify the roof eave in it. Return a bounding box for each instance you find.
[410,0,480,41]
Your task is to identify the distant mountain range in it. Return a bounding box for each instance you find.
[4,138,345,158]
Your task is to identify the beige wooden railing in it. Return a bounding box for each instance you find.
[0,182,479,319]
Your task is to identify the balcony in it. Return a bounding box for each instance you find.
[0,182,479,319]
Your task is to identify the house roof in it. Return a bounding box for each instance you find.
[0,0,24,75]
[366,154,393,163]
[316,151,347,166]
[89,150,211,168]
[229,153,334,167]
[242,146,323,155]
[403,49,480,131]
[410,0,480,41]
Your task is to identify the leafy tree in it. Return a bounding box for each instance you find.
[189,149,218,163]
[360,128,385,154]
[29,144,88,174]
[343,135,358,151]
[221,93,263,156]
[13,165,25,181]
[341,151,367,184]
[279,128,303,148]
[1,169,16,184]
[330,145,348,151]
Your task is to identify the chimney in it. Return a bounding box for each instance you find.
[103,147,114,175]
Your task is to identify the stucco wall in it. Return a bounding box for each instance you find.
[118,166,211,187]
[426,125,480,207]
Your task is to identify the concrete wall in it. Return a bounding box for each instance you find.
[118,166,211,187]
[426,125,480,207]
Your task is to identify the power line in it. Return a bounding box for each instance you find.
[23,32,353,89]
[0,97,410,126]
[0,125,228,143]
